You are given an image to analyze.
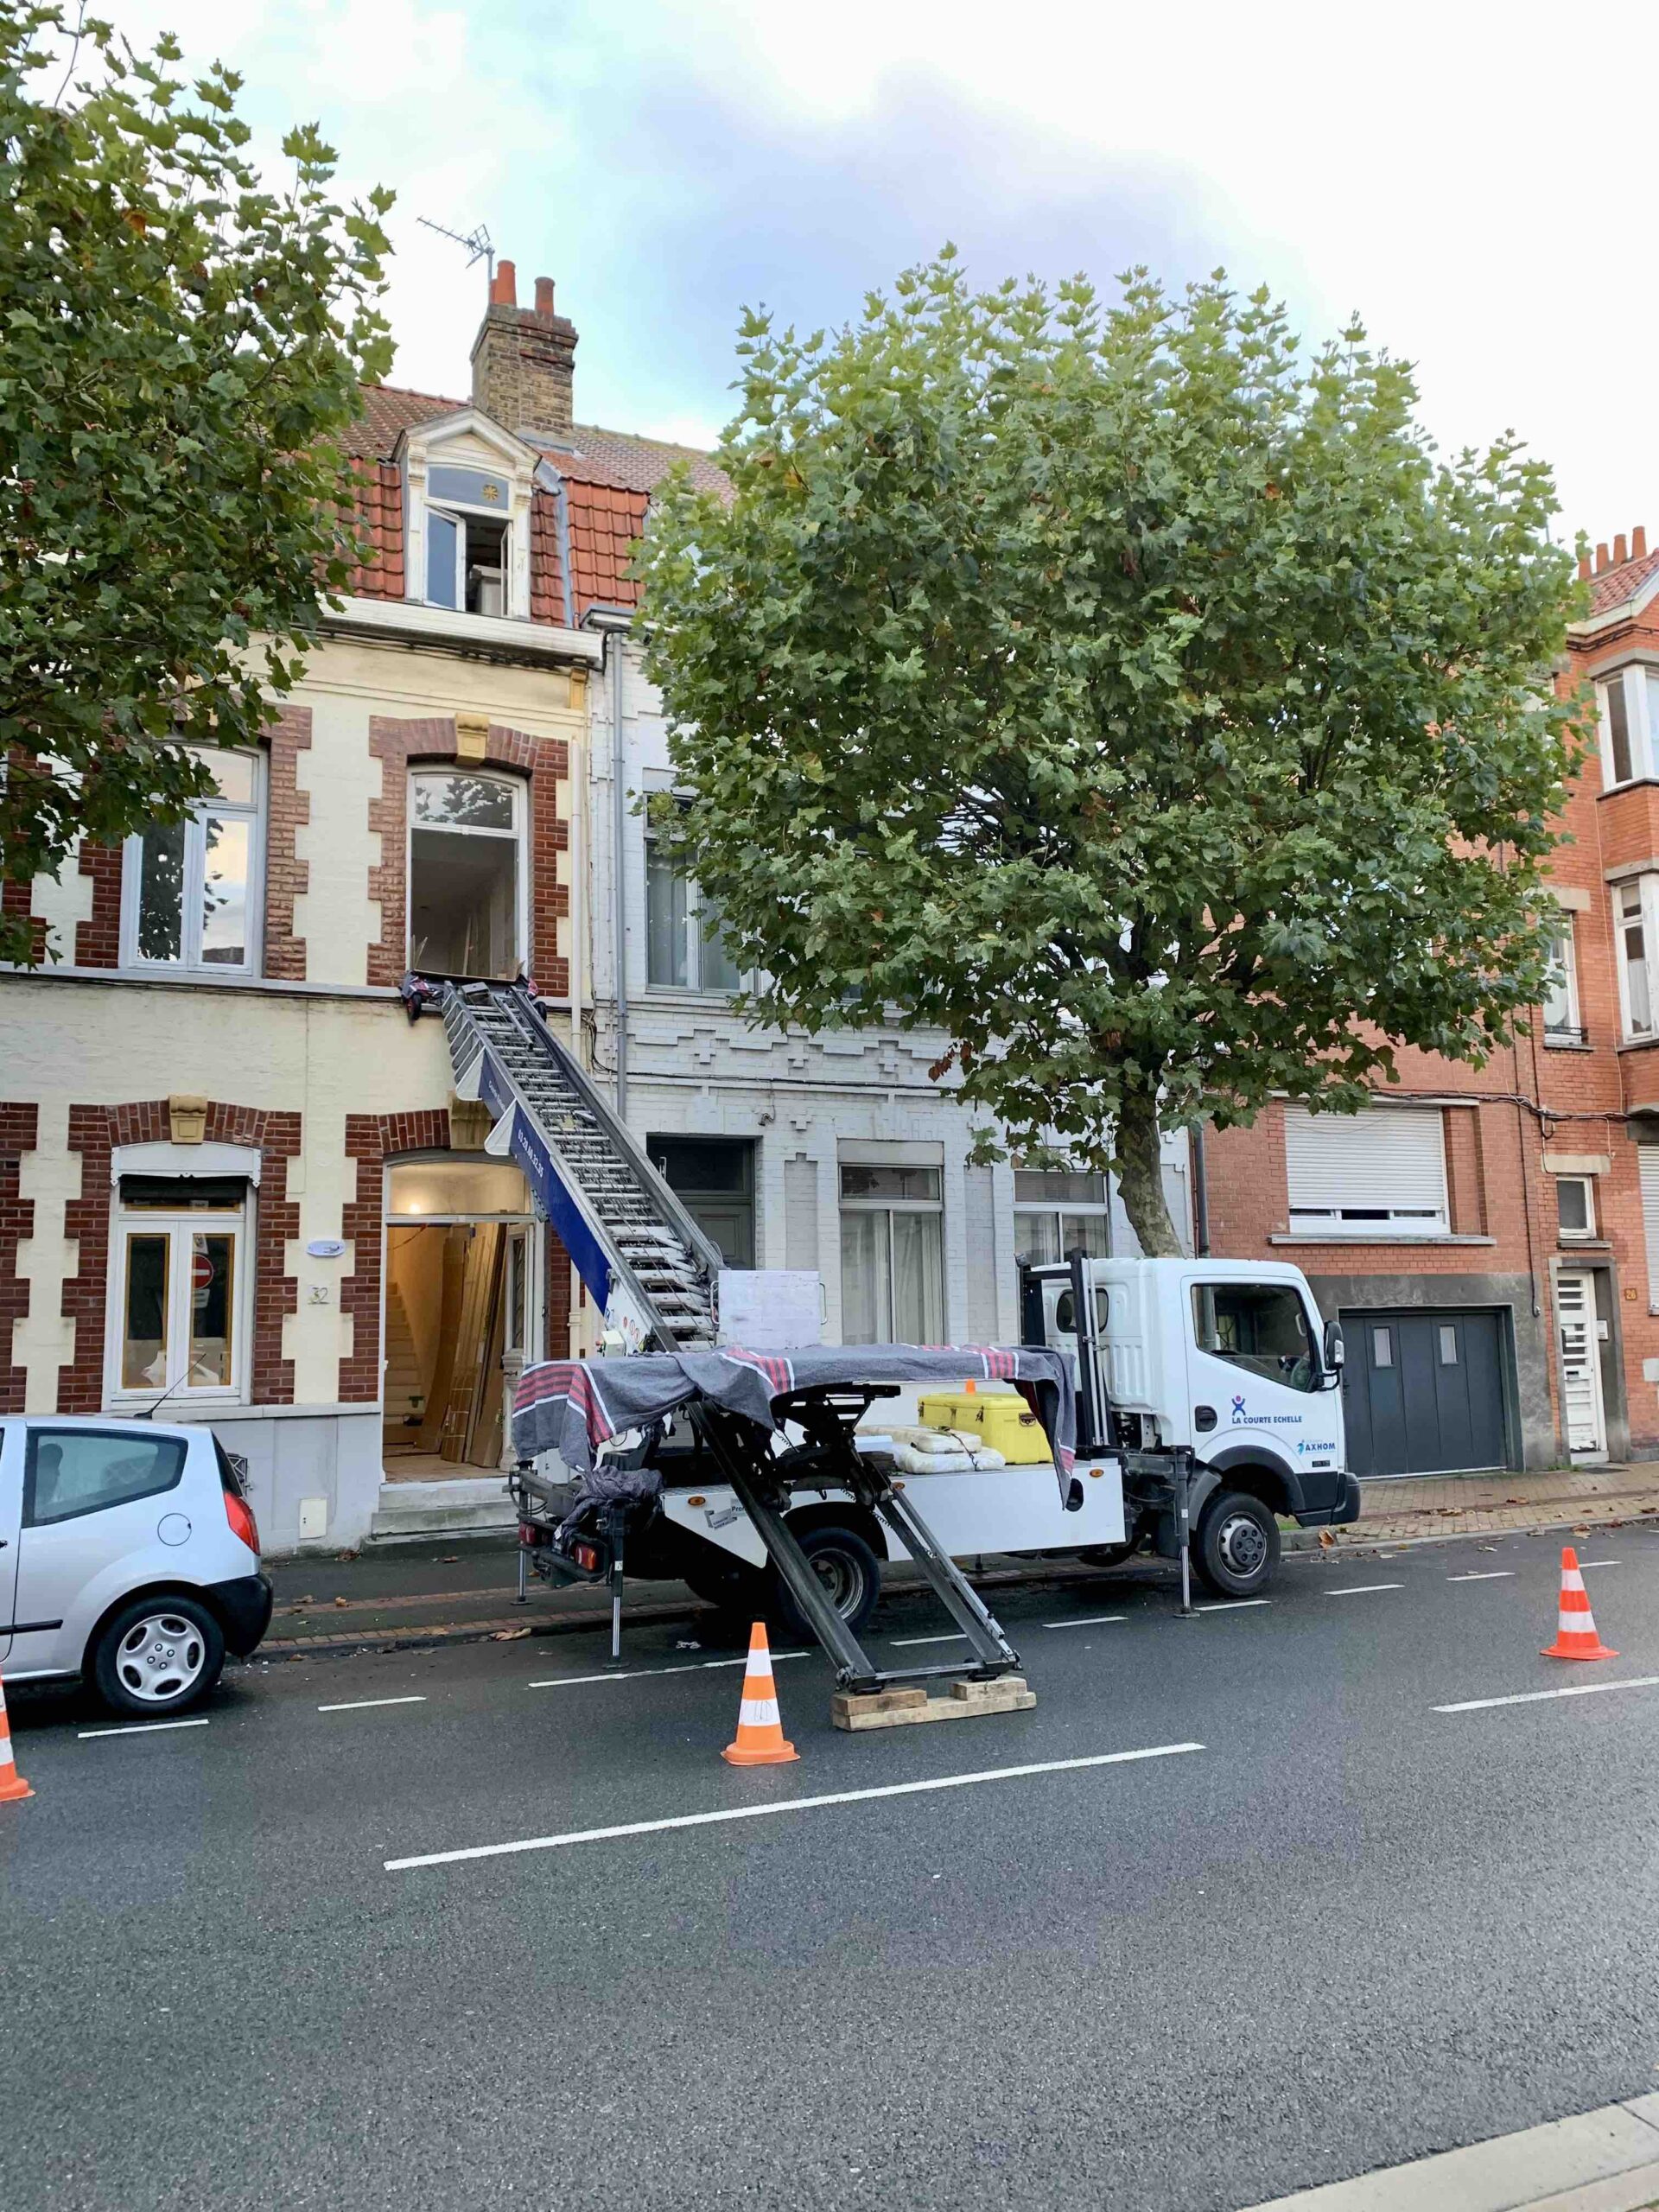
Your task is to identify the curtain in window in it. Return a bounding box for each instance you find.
[892,1211,944,1343]
[840,1210,887,1344]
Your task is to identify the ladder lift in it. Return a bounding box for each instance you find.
[429,978,1026,1694]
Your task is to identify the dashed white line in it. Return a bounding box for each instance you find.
[1447,1571,1515,1582]
[527,1652,809,1690]
[1327,1583,1405,1597]
[1579,1560,1620,1570]
[1196,1599,1271,1613]
[317,1695,428,1713]
[1434,1675,1659,1714]
[385,1742,1207,1872]
[1043,1613,1128,1630]
[78,1718,209,1739]
[891,1633,969,1648]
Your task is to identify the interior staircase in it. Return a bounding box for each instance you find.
[381,1283,424,1458]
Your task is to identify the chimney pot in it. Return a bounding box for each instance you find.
[1596,543,1611,574]
[1615,532,1630,566]
[490,257,518,308]
[1578,555,1592,582]
[470,263,576,436]
[535,276,555,317]
[1636,525,1649,561]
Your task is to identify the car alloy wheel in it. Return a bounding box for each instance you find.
[115,1611,208,1705]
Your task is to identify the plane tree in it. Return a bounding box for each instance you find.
[639,253,1581,1255]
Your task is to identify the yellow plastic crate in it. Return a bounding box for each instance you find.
[916,1389,1051,1465]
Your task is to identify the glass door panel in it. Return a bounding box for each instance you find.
[122,1235,171,1389]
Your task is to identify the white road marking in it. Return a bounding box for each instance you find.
[1434,1675,1659,1714]
[1043,1614,1128,1630]
[527,1652,809,1690]
[1326,1583,1405,1597]
[385,1742,1207,1872]
[317,1696,429,1713]
[1447,1570,1515,1582]
[890,1633,969,1648]
[78,1718,209,1739]
[1196,1599,1271,1612]
[1579,1560,1620,1569]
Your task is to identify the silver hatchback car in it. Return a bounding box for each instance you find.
[1,1416,273,1716]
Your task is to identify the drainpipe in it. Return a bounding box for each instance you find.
[582,604,635,1121]
[1190,1123,1211,1255]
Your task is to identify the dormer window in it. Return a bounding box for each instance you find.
[424,467,512,614]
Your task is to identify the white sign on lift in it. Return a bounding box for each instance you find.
[717,1270,824,1350]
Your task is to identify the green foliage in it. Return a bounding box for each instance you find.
[0,0,392,963]
[639,252,1583,1251]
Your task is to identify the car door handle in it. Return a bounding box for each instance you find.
[1194,1406,1217,1433]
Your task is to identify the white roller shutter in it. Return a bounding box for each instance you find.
[1639,1147,1659,1310]
[1284,1105,1448,1234]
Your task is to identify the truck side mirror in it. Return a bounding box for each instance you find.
[1321,1319,1345,1387]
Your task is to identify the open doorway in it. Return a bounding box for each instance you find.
[382,1157,537,1478]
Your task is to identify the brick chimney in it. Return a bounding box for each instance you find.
[1636,525,1649,561]
[470,260,577,438]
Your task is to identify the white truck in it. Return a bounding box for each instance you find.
[514,1252,1359,1639]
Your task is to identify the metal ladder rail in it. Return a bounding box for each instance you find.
[438,982,718,1352]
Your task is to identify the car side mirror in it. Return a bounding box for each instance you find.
[1321,1319,1345,1389]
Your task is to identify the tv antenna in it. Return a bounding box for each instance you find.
[417,215,495,283]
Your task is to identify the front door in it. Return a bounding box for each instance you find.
[1555,1268,1607,1460]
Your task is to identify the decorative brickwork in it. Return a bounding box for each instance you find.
[366,714,569,995]
[0,1103,40,1412]
[74,841,123,968]
[58,1101,301,1413]
[263,706,313,980]
[1,877,44,965]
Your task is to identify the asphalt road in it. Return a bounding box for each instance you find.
[4,1527,1659,2212]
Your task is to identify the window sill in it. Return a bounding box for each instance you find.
[1558,1238,1611,1251]
[324,593,601,663]
[1597,776,1659,801]
[1616,1036,1659,1053]
[1541,1036,1593,1052]
[1268,1233,1497,1247]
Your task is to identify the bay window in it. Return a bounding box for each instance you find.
[839,1156,944,1344]
[1597,666,1659,790]
[120,748,263,976]
[1614,876,1658,1041]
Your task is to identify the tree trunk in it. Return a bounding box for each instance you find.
[1115,1085,1184,1257]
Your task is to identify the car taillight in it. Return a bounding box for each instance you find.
[224,1486,259,1554]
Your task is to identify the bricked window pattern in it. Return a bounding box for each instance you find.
[120,747,264,977]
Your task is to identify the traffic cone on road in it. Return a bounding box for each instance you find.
[1541,1547,1618,1662]
[721,1623,799,1766]
[0,1673,34,1804]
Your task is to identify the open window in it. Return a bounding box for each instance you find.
[423,467,512,615]
[407,769,524,980]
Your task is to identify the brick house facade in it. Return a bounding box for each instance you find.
[1201,528,1659,1475]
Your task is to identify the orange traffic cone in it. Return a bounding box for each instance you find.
[0,1672,34,1804]
[1542,1546,1618,1662]
[721,1622,799,1766]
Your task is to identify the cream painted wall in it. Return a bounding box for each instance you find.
[29,848,94,964]
[286,631,581,989]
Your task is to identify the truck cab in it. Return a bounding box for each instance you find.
[1022,1255,1361,1592]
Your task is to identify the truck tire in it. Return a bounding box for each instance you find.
[1191,1490,1280,1599]
[772,1522,881,1640]
[680,1548,768,1616]
[1078,1541,1138,1571]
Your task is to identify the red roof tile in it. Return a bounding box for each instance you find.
[1586,544,1659,619]
[347,384,728,496]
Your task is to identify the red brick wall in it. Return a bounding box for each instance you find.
[74,841,123,968]
[58,1102,301,1413]
[263,707,313,981]
[366,715,569,995]
[2,877,45,964]
[0,1103,39,1412]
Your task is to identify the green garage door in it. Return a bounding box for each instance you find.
[1339,1308,1513,1478]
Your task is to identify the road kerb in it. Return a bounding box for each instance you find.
[1238,2093,1659,2210]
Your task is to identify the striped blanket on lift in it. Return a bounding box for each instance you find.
[511,1343,1078,1507]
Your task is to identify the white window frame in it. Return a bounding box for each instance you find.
[405,767,528,981]
[402,422,535,623]
[1596,665,1659,790]
[837,1159,945,1344]
[1541,913,1583,1045]
[1554,1173,1596,1242]
[118,747,264,979]
[1013,1167,1112,1266]
[643,836,744,995]
[1283,1104,1450,1239]
[104,1183,252,1407]
[1611,873,1659,1042]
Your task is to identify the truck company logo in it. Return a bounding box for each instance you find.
[1227,1395,1304,1428]
[1232,1395,1246,1418]
[1296,1439,1338,1456]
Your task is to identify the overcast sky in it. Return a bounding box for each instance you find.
[116,0,1655,549]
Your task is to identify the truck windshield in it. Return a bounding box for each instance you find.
[1192,1284,1318,1392]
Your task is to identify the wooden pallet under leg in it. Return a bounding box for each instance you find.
[831,1675,1036,1732]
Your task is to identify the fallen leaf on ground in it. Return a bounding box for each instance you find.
[491,1626,531,1641]
[440,1554,460,1563]
[1318,1529,1336,1548]
[334,1596,348,1607]
[335,1550,359,1562]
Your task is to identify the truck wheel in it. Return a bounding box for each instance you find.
[772,1522,881,1640]
[1191,1491,1280,1599]
[1079,1541,1138,1571]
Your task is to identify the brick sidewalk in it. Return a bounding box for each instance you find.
[1306,1460,1659,1548]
